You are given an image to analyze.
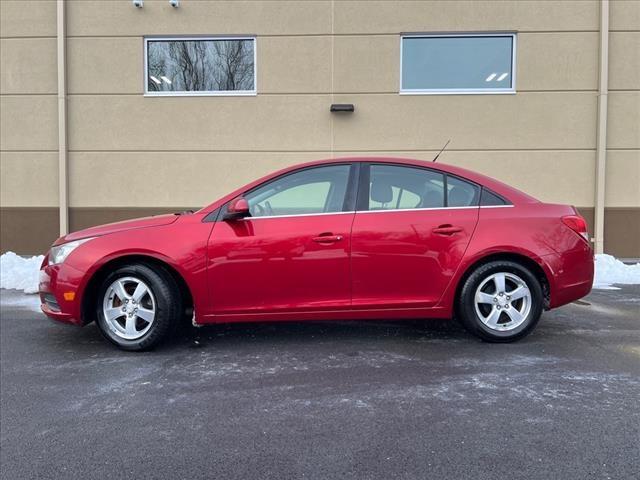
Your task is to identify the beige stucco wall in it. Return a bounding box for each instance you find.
[0,152,59,207]
[1,0,638,254]
[0,0,57,38]
[0,0,57,212]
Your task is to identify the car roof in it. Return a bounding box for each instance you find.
[199,156,538,213]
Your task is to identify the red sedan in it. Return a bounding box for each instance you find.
[39,158,594,350]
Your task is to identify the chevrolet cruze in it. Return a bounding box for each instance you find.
[39,158,594,350]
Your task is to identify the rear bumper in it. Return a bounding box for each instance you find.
[545,242,594,309]
[38,260,86,326]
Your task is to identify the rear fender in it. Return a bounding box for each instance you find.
[436,245,555,315]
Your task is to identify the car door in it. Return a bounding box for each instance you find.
[207,163,357,315]
[350,163,479,309]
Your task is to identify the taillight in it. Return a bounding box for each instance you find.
[562,215,589,242]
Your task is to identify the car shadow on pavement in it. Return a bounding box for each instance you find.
[177,318,473,349]
[42,316,476,355]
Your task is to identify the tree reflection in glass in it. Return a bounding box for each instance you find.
[147,39,255,93]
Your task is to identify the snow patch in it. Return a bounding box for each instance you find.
[593,254,640,290]
[0,252,44,294]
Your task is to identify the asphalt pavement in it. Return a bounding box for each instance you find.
[1,287,639,480]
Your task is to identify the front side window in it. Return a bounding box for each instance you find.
[145,37,256,95]
[401,34,516,94]
[245,165,351,218]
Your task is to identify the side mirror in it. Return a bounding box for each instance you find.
[224,197,250,220]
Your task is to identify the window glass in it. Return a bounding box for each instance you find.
[401,35,515,92]
[146,38,255,94]
[480,188,508,206]
[245,165,350,217]
[369,165,444,211]
[447,176,480,207]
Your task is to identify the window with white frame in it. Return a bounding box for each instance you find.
[400,33,516,94]
[145,37,256,95]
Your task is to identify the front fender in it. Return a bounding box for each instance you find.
[62,218,213,323]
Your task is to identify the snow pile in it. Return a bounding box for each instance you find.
[593,254,640,290]
[0,252,44,294]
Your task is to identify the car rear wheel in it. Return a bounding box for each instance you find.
[457,260,543,342]
[95,263,182,351]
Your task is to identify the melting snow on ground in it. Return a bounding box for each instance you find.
[0,251,639,295]
[0,290,42,312]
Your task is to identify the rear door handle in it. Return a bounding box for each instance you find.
[433,225,463,235]
[312,233,343,243]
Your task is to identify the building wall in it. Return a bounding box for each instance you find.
[1,0,639,255]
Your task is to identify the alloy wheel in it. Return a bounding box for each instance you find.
[102,276,156,340]
[473,272,532,331]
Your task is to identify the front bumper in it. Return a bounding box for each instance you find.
[39,259,86,326]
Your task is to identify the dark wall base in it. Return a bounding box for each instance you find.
[1,207,190,255]
[577,207,640,259]
[68,207,194,233]
[1,208,59,255]
[1,206,639,257]
[602,208,640,259]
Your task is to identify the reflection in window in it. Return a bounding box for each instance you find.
[146,38,255,94]
[401,34,515,93]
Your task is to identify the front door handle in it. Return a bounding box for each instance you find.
[433,224,463,235]
[312,233,343,244]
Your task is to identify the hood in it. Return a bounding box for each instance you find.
[55,214,179,245]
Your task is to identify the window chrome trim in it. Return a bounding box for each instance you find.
[356,206,480,214]
[399,32,517,95]
[143,35,257,97]
[241,211,355,221]
[238,204,513,220]
[356,205,514,214]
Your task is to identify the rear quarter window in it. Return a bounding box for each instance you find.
[480,188,509,206]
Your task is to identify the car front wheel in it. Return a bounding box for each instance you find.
[95,263,182,351]
[457,260,544,342]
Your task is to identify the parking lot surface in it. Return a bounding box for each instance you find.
[1,287,639,480]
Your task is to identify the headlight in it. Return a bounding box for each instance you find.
[48,237,95,265]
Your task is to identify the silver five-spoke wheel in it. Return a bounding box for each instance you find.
[102,276,156,340]
[474,272,531,332]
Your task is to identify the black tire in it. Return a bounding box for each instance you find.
[95,263,182,351]
[457,260,543,342]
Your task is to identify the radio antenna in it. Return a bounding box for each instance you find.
[432,139,451,162]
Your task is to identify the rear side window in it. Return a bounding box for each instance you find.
[366,165,487,210]
[368,165,445,210]
[447,176,480,207]
[480,188,509,206]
